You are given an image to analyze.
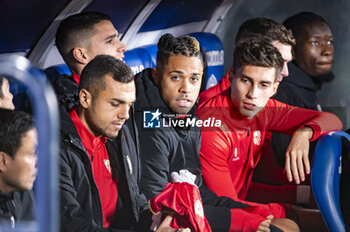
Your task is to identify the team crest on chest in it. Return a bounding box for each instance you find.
[232,147,239,161]
[253,130,261,145]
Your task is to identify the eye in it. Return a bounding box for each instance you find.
[111,102,120,107]
[260,83,270,89]
[171,76,180,81]
[106,39,114,45]
[327,40,334,45]
[191,76,200,82]
[240,77,249,83]
[310,41,319,46]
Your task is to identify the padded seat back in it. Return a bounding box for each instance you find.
[44,63,71,83]
[124,44,158,75]
[312,131,350,232]
[188,32,224,91]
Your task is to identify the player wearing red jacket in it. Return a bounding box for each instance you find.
[197,38,342,203]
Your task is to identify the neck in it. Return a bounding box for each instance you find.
[76,107,100,137]
[0,179,15,194]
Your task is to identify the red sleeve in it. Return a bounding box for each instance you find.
[229,208,265,232]
[266,99,343,140]
[200,120,286,218]
[230,204,286,232]
[200,128,239,199]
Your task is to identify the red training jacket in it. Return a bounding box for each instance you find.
[197,89,342,201]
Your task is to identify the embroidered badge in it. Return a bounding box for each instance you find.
[194,200,204,218]
[232,147,239,161]
[253,130,261,145]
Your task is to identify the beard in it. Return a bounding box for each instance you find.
[314,71,335,85]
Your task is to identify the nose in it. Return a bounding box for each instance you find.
[280,62,289,78]
[117,40,127,53]
[118,104,130,120]
[321,42,334,57]
[179,79,191,94]
[246,84,258,99]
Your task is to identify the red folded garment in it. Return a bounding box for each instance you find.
[149,182,212,232]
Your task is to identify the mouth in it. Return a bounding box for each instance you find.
[176,98,192,107]
[317,61,332,65]
[111,121,124,129]
[243,102,256,111]
[316,60,332,68]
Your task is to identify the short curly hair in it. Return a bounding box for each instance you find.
[283,12,327,39]
[236,17,295,47]
[156,33,203,71]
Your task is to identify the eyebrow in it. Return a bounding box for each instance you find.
[241,74,273,85]
[309,34,333,39]
[111,98,136,104]
[169,70,202,76]
[104,34,117,41]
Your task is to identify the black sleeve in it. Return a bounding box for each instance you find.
[58,149,118,232]
[139,130,172,200]
[270,83,300,167]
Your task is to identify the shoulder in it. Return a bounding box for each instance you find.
[197,89,230,116]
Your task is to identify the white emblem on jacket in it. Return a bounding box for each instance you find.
[253,130,261,145]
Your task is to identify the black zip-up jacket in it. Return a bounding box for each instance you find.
[59,107,151,232]
[0,190,34,229]
[133,69,252,232]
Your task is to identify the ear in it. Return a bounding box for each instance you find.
[228,69,234,84]
[79,89,92,109]
[152,67,160,86]
[0,151,9,172]
[72,47,89,65]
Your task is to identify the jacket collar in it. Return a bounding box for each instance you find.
[68,109,107,157]
[0,191,13,204]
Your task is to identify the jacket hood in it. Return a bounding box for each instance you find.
[59,106,83,147]
[285,62,322,91]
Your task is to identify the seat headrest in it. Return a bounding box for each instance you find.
[44,64,71,82]
[188,32,224,90]
[124,44,158,75]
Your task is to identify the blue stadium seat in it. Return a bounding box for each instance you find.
[44,63,71,82]
[124,50,146,75]
[311,131,350,232]
[124,44,158,75]
[188,32,224,90]
[139,44,158,67]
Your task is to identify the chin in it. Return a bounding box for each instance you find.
[20,183,34,191]
[105,131,119,139]
[177,108,191,114]
[240,110,257,119]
